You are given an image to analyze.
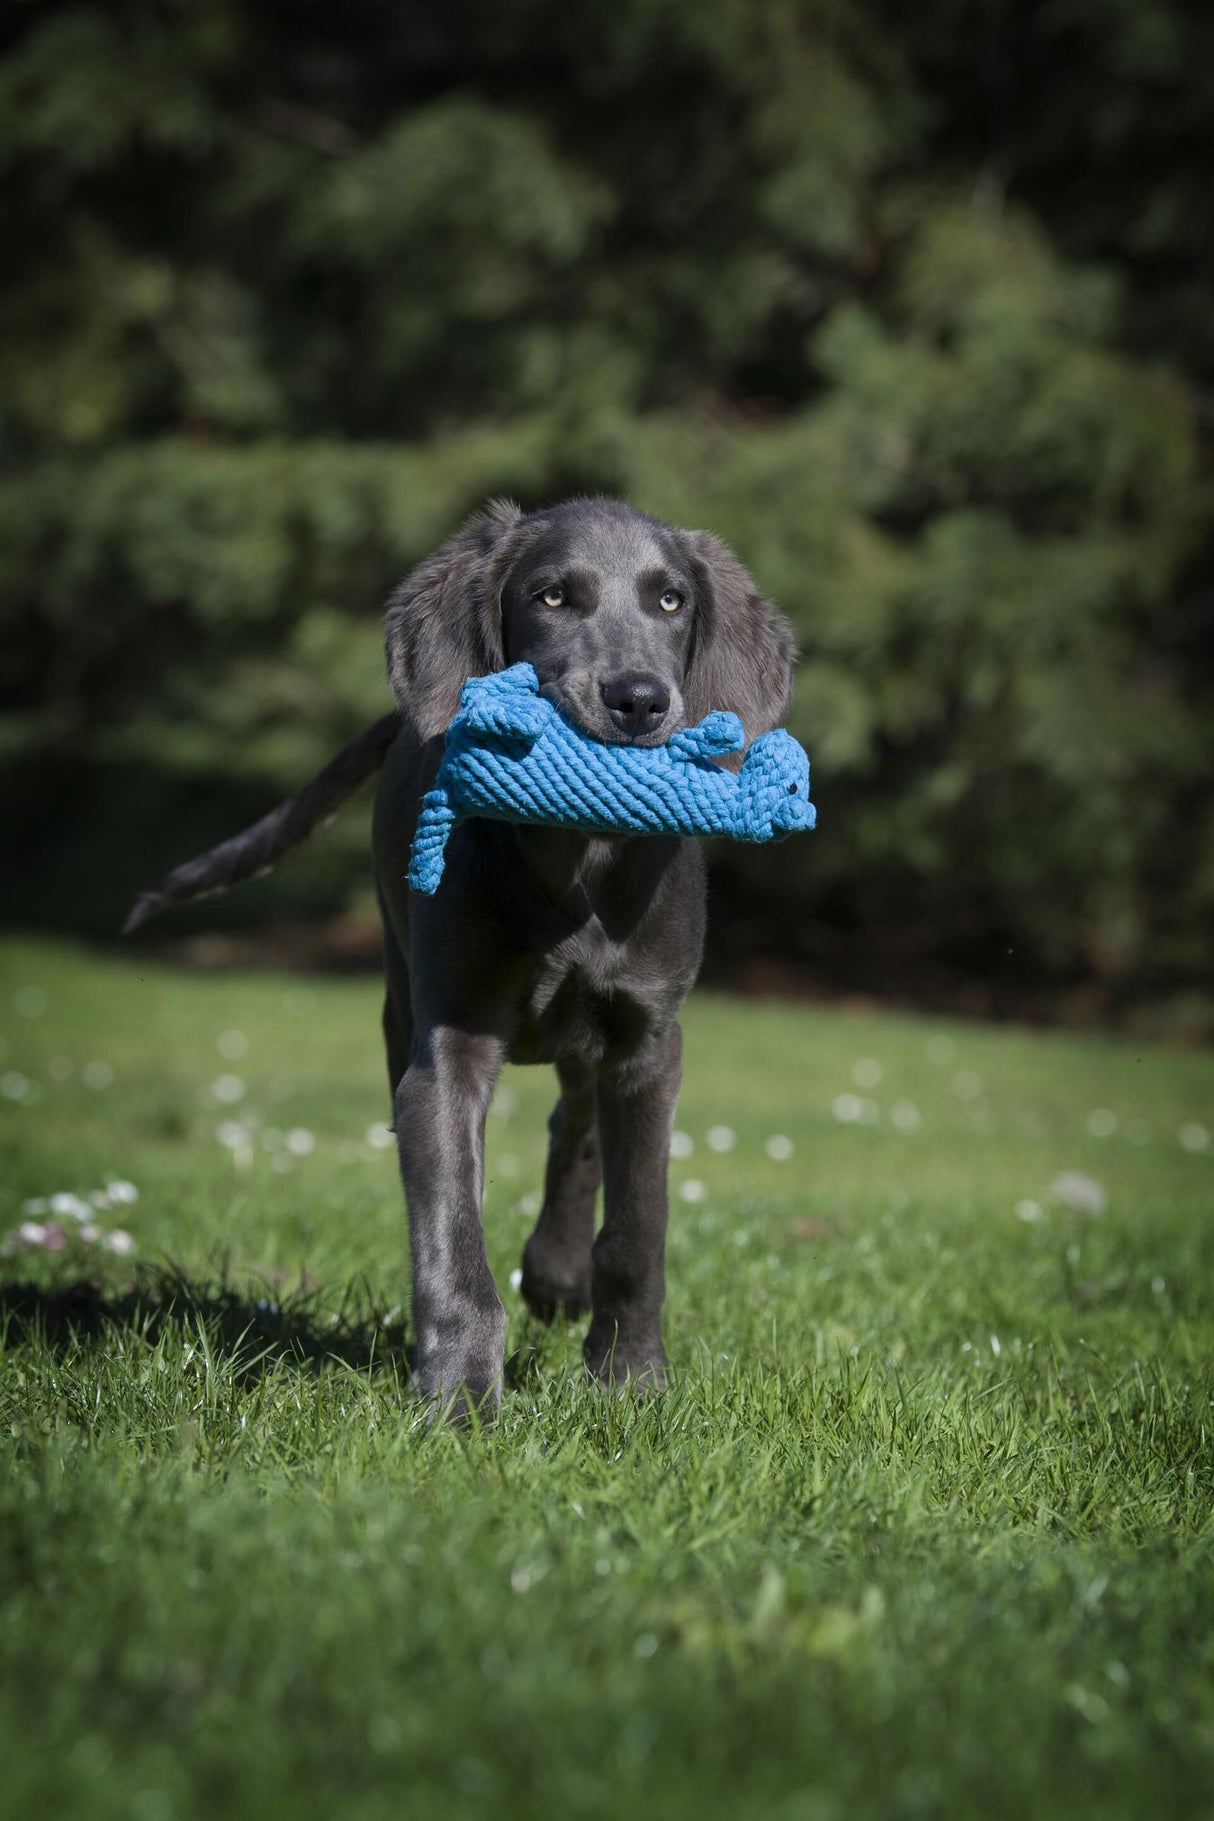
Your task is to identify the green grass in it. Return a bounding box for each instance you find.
[1,936,1212,1821]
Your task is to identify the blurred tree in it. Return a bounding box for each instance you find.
[0,0,1210,1007]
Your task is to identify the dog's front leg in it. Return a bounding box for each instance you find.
[520,1057,600,1321]
[584,1021,683,1389]
[395,1025,507,1417]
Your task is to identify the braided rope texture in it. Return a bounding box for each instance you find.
[407,663,816,894]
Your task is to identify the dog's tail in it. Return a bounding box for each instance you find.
[122,713,400,934]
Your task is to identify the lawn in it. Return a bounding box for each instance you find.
[1,935,1212,1821]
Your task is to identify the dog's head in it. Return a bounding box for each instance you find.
[385,497,797,752]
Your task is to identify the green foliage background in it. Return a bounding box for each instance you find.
[2,0,1212,998]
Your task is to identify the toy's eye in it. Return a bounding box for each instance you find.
[539,585,566,608]
[788,784,798,796]
[659,588,683,613]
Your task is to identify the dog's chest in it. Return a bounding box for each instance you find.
[510,923,652,1066]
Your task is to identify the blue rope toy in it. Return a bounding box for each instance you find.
[407,662,816,894]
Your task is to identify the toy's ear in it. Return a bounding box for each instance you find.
[679,531,797,745]
[667,712,746,764]
[385,500,525,740]
[458,672,549,744]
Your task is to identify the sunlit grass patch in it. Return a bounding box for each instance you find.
[1,936,1212,1821]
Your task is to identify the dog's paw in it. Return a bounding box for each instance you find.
[414,1303,507,1425]
[583,1325,669,1392]
[422,1382,501,1428]
[519,1239,593,1322]
[417,1359,503,1428]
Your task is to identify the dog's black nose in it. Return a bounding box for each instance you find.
[600,673,670,737]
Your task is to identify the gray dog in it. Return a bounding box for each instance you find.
[127,497,797,1417]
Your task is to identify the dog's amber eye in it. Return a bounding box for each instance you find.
[539,585,566,609]
[659,589,683,612]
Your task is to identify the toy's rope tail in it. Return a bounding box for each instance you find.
[406,788,458,895]
[122,713,400,934]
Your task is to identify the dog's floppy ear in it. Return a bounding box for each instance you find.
[385,499,524,740]
[680,531,798,743]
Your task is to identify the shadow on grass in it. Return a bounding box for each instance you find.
[0,1263,413,1382]
[503,1336,552,1391]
